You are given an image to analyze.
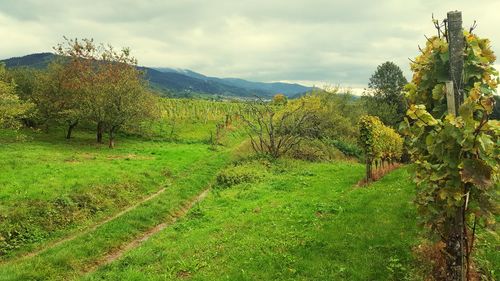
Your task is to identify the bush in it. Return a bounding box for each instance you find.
[287,139,345,162]
[215,164,266,188]
[326,139,362,159]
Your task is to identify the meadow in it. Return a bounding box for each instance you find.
[0,95,498,280]
[83,161,420,280]
[0,126,420,280]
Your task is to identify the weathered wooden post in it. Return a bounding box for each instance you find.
[447,11,465,115]
[445,81,456,116]
[445,10,466,281]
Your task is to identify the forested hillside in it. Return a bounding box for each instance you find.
[2,53,311,99]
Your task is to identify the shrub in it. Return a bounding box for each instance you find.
[358,115,403,181]
[215,164,266,188]
[286,139,344,162]
[326,139,362,159]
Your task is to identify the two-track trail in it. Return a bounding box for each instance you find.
[0,150,230,281]
[11,187,167,263]
[82,188,210,274]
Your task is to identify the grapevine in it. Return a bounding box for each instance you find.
[402,24,499,279]
[358,115,403,181]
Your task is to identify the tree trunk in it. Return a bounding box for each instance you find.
[366,158,372,182]
[169,119,176,140]
[66,121,78,140]
[445,209,465,281]
[444,208,465,281]
[97,121,104,143]
[43,122,50,133]
[109,127,115,148]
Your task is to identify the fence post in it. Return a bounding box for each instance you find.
[446,10,466,281]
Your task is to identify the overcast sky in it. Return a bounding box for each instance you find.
[1,0,499,90]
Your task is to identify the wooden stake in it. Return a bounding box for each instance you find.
[447,11,465,114]
[445,81,456,116]
[446,11,466,281]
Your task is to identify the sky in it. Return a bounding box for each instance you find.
[1,0,499,91]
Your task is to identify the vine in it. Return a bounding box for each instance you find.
[358,115,403,182]
[402,21,499,279]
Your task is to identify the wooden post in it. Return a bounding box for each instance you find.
[446,10,465,281]
[445,81,456,115]
[447,11,465,115]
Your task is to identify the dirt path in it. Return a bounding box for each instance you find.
[82,188,211,275]
[8,187,167,263]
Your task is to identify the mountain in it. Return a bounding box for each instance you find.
[153,67,312,97]
[219,78,311,97]
[139,67,271,98]
[2,53,55,69]
[154,67,208,81]
[1,53,312,98]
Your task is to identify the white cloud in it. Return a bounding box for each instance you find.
[1,0,500,88]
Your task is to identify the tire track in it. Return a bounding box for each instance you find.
[82,188,210,275]
[7,187,167,263]
[4,156,212,264]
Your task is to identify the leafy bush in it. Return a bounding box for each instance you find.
[326,139,362,159]
[403,26,499,278]
[286,139,344,162]
[358,115,403,163]
[215,164,266,188]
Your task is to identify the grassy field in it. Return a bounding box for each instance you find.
[0,126,497,280]
[0,129,211,203]
[0,152,230,280]
[81,160,420,280]
[0,125,238,260]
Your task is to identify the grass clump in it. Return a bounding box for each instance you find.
[286,139,346,162]
[215,162,268,188]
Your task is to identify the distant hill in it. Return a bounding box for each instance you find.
[154,67,312,97]
[139,67,271,98]
[2,53,55,69]
[2,53,312,98]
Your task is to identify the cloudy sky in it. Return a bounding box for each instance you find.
[1,0,499,91]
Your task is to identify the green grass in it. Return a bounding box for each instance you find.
[0,127,221,259]
[82,160,421,280]
[140,116,246,144]
[0,129,210,203]
[1,126,497,280]
[0,140,232,281]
